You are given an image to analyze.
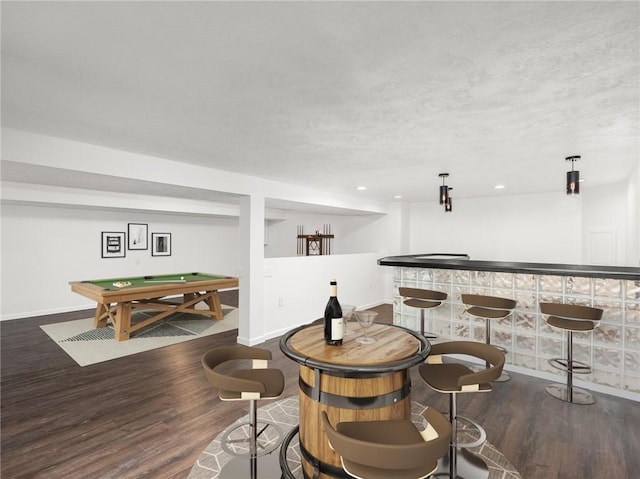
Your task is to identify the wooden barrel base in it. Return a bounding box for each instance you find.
[299,441,351,479]
[279,323,429,479]
[298,365,411,479]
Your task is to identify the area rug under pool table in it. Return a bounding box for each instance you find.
[40,306,238,366]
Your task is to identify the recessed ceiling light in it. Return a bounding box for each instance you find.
[393,195,403,199]
[494,184,506,189]
[357,186,367,191]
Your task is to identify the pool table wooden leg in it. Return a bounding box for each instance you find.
[94,304,109,328]
[114,302,132,341]
[206,291,224,320]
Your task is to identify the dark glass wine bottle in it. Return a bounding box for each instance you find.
[324,279,343,346]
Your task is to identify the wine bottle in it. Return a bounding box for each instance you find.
[324,279,343,346]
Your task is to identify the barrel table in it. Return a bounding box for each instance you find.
[279,322,430,479]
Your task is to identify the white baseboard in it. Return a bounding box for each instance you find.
[1,303,95,321]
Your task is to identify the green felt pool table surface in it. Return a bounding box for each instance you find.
[88,272,230,291]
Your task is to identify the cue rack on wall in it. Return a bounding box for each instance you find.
[296,224,334,256]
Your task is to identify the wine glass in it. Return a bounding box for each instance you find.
[341,305,356,335]
[355,310,378,344]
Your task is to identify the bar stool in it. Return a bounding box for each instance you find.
[418,341,505,479]
[461,293,516,382]
[399,287,448,340]
[321,407,451,479]
[540,302,603,405]
[201,345,285,478]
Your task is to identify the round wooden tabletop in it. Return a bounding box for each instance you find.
[288,323,421,367]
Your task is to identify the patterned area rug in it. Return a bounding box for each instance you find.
[188,397,522,479]
[40,306,238,366]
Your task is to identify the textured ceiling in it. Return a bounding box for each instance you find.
[1,1,638,204]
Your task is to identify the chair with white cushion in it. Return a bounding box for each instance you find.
[321,407,451,479]
[540,302,603,405]
[202,345,285,478]
[418,341,505,479]
[461,293,516,382]
[400,287,448,340]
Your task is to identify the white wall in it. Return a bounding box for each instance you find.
[2,128,388,215]
[408,191,583,263]
[265,211,387,258]
[259,253,386,344]
[581,181,629,265]
[627,161,640,266]
[0,203,239,319]
[1,181,242,217]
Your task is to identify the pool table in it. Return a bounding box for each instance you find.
[69,272,239,341]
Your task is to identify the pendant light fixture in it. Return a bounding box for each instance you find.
[445,187,453,212]
[566,155,580,195]
[439,173,449,205]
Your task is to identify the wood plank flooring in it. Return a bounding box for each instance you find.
[2,292,639,479]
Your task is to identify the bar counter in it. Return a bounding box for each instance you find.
[378,255,640,281]
[378,254,640,398]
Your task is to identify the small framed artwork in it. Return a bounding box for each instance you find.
[128,223,148,250]
[101,232,126,258]
[151,232,172,257]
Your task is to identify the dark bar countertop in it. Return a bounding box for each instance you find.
[378,254,640,281]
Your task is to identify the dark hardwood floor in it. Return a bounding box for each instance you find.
[2,292,639,479]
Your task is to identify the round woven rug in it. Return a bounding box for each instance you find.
[188,396,521,479]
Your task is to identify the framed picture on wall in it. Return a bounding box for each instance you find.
[101,231,126,258]
[127,223,148,250]
[151,232,171,256]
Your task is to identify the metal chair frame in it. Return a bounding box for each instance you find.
[462,293,516,382]
[201,345,285,478]
[540,302,603,405]
[419,341,505,479]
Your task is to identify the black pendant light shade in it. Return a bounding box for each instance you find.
[439,185,449,204]
[439,173,449,204]
[566,156,580,195]
[445,187,453,212]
